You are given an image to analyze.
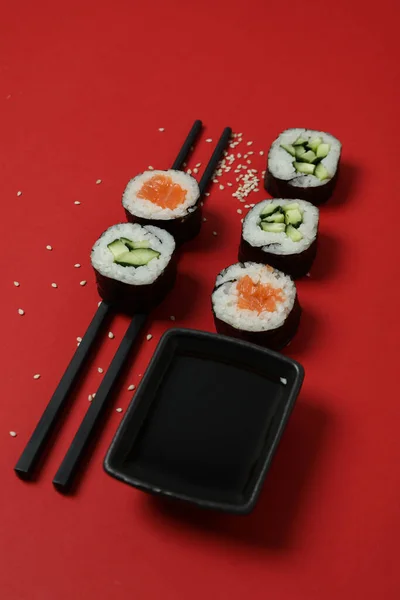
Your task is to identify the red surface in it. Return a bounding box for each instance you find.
[1,1,399,598]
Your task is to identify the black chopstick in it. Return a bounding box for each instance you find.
[52,125,233,493]
[15,301,111,479]
[15,119,203,481]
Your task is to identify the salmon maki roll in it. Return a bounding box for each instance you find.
[212,262,301,350]
[91,223,176,314]
[122,170,201,245]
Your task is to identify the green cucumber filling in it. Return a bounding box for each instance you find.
[259,203,304,242]
[280,135,332,180]
[107,238,160,266]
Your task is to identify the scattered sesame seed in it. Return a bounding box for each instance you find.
[259,151,264,156]
[116,408,123,413]
[98,301,102,307]
[187,168,192,175]
[51,283,58,288]
[33,374,41,380]
[76,337,82,342]
[148,166,154,170]
[127,384,135,391]
[158,127,165,132]
[74,264,81,268]
[74,201,81,205]
[202,217,207,222]
[14,281,20,287]
[200,201,204,206]
[204,192,210,197]
[219,184,224,190]
[170,315,176,321]
[206,138,212,143]
[195,163,201,168]
[280,377,287,385]
[246,160,252,165]
[246,141,253,146]
[108,331,114,339]
[77,342,80,347]
[98,367,104,373]
[9,431,17,437]
[249,203,255,207]
[212,231,218,236]
[88,394,93,402]
[193,168,198,174]
[240,218,244,223]
[46,245,52,251]
[146,334,153,341]
[80,280,87,286]
[92,393,96,398]
[183,162,187,167]
[18,308,25,315]
[306,273,311,278]
[17,191,22,197]
[212,179,218,184]
[95,179,102,184]
[237,209,243,214]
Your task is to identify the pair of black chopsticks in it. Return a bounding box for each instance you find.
[15,120,232,492]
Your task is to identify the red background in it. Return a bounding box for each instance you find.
[1,1,399,598]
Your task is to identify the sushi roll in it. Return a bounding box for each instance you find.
[239,199,319,279]
[91,223,176,314]
[212,262,301,350]
[265,128,341,205]
[122,169,201,245]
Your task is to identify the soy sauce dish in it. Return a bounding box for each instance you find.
[104,329,304,514]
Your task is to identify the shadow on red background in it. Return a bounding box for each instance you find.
[137,400,333,551]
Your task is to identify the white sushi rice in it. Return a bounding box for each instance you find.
[91,223,175,285]
[268,128,341,187]
[122,169,200,220]
[242,199,319,255]
[212,262,296,332]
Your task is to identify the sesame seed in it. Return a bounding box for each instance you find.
[9,431,17,437]
[92,393,96,398]
[227,182,233,187]
[17,191,22,197]
[246,160,252,165]
[246,141,253,146]
[46,245,52,251]
[237,153,242,158]
[33,374,41,380]
[237,209,243,214]
[183,162,187,167]
[240,218,244,223]
[76,337,82,342]
[306,273,311,278]
[146,334,153,341]
[88,394,93,402]
[259,151,264,156]
[170,315,176,321]
[108,331,114,339]
[51,283,58,288]
[98,301,102,307]
[127,384,135,391]
[195,163,201,168]
[193,168,198,174]
[206,138,212,143]
[98,367,104,373]
[18,308,25,315]
[212,179,218,184]
[219,185,224,190]
[74,201,81,205]
[14,281,20,287]
[116,408,123,413]
[74,264,81,268]
[280,377,287,385]
[212,231,218,236]
[158,127,165,132]
[148,166,154,170]
[204,192,210,197]
[80,280,87,286]
[202,217,207,222]
[95,179,102,184]
[250,204,255,207]
[187,168,192,175]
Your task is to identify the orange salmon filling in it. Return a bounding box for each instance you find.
[237,275,285,314]
[137,175,187,209]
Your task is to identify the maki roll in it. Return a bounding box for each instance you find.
[122,169,201,245]
[91,223,176,314]
[239,199,319,279]
[212,262,301,350]
[265,128,341,205]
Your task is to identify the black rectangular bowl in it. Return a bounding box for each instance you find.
[104,329,304,514]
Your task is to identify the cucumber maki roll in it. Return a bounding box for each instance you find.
[265,128,341,205]
[239,199,319,278]
[122,169,201,245]
[212,262,301,350]
[91,223,176,314]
